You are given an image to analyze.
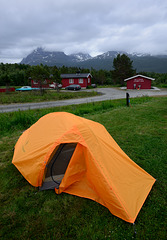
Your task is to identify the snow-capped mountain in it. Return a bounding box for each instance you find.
[21,48,70,66]
[94,51,126,59]
[130,52,151,57]
[20,48,167,73]
[21,48,92,66]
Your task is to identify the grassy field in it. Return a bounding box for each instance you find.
[0,97,167,239]
[0,90,99,104]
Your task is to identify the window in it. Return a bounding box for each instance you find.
[69,79,74,84]
[79,78,83,84]
[88,78,90,83]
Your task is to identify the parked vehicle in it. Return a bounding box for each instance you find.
[65,84,81,91]
[49,83,62,89]
[16,86,40,91]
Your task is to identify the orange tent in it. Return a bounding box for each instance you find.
[12,112,155,223]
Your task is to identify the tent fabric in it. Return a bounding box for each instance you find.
[12,112,155,223]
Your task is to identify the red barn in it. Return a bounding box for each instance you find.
[61,73,92,89]
[124,75,155,89]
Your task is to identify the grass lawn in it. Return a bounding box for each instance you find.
[0,97,166,239]
[0,90,99,104]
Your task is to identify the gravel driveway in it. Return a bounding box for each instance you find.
[0,88,166,113]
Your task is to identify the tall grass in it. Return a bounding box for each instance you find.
[0,96,167,240]
[0,96,152,135]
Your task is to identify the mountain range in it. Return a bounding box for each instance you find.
[21,48,167,73]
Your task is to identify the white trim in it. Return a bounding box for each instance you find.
[87,73,92,78]
[79,78,84,84]
[124,75,155,82]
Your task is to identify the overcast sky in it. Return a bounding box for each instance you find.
[1,0,167,63]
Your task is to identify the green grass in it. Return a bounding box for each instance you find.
[0,96,152,135]
[0,97,167,239]
[156,83,167,88]
[0,90,99,104]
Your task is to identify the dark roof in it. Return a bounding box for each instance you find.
[60,73,92,79]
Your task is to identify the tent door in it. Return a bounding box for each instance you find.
[40,143,77,190]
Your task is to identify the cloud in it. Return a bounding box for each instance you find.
[0,0,167,63]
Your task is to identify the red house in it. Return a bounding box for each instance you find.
[31,79,53,88]
[124,75,155,89]
[61,73,92,89]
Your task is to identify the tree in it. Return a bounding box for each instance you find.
[98,69,106,85]
[4,74,10,93]
[113,54,136,85]
[30,64,50,95]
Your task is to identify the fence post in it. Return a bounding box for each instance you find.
[126,93,130,107]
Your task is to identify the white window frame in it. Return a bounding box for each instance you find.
[69,79,74,84]
[79,78,83,84]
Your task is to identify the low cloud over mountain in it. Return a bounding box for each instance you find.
[21,48,167,73]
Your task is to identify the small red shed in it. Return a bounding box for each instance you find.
[124,75,155,89]
[61,73,92,89]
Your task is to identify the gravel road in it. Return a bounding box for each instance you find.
[0,88,166,113]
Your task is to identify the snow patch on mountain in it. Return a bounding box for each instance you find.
[69,53,92,62]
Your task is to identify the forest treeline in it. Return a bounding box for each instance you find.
[0,62,167,87]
